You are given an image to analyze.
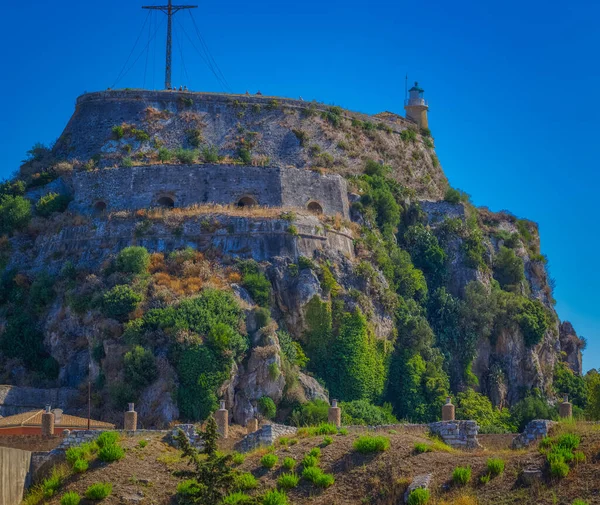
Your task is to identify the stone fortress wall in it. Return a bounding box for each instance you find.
[70,164,350,218]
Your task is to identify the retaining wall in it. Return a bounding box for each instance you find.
[0,446,32,505]
[235,423,298,453]
[512,419,556,449]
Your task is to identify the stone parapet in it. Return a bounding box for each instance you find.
[234,423,297,453]
[428,420,481,450]
[512,419,556,449]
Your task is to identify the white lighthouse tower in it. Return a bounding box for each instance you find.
[404,82,429,130]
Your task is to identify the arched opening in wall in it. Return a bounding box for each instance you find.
[157,196,175,208]
[237,196,257,208]
[307,201,324,215]
[93,201,107,214]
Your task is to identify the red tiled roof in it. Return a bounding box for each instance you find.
[0,410,114,429]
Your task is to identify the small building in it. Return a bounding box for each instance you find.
[0,409,114,435]
[404,81,429,130]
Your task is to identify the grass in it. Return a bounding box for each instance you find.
[301,454,318,468]
[277,472,300,490]
[96,431,120,448]
[262,489,289,505]
[308,447,321,458]
[260,453,278,469]
[414,442,432,454]
[60,492,81,505]
[235,472,258,491]
[486,457,505,476]
[297,423,338,437]
[550,460,570,478]
[138,439,148,449]
[302,466,335,488]
[84,483,112,500]
[407,488,430,505]
[322,435,333,446]
[98,444,125,462]
[353,435,390,454]
[452,466,472,486]
[282,457,296,470]
[72,458,89,473]
[232,452,246,465]
[222,492,253,505]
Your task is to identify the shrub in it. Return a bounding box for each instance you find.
[235,472,258,490]
[414,442,432,454]
[72,458,89,473]
[242,272,271,306]
[0,194,32,234]
[258,396,276,419]
[486,457,505,476]
[407,488,430,505]
[400,129,417,142]
[322,436,333,446]
[572,501,589,505]
[112,125,124,139]
[479,473,491,484]
[493,246,524,290]
[556,433,581,451]
[232,452,245,465]
[98,444,125,462]
[175,148,197,164]
[36,192,70,216]
[116,246,150,274]
[302,465,321,482]
[282,457,296,470]
[277,472,300,490]
[262,490,288,505]
[41,465,68,498]
[157,147,174,162]
[177,479,203,497]
[301,451,319,465]
[124,345,158,391]
[549,460,569,479]
[66,442,96,465]
[201,145,221,163]
[573,451,586,464]
[61,492,81,505]
[353,435,390,454]
[222,492,253,505]
[308,447,321,458]
[138,439,148,448]
[103,285,142,320]
[260,453,278,469]
[315,472,335,488]
[452,466,471,486]
[96,431,120,448]
[341,400,397,426]
[85,483,112,500]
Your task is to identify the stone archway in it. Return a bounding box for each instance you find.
[157,196,175,208]
[237,196,258,207]
[93,201,107,214]
[307,201,324,214]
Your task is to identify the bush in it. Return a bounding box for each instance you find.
[572,500,589,505]
[486,458,505,476]
[301,454,318,468]
[0,194,32,234]
[138,439,148,448]
[124,345,158,391]
[231,452,245,465]
[414,442,432,454]
[258,396,276,419]
[41,465,67,498]
[322,436,333,446]
[222,492,253,505]
[444,188,469,204]
[242,272,271,306]
[289,399,329,426]
[176,479,203,497]
[235,472,258,490]
[262,490,288,505]
[157,147,174,162]
[72,458,89,473]
[353,435,390,454]
[493,246,524,290]
[308,447,321,458]
[277,472,300,490]
[238,147,252,164]
[103,285,142,320]
[98,444,125,462]
[282,457,296,470]
[302,466,334,487]
[175,148,198,164]
[407,488,430,505]
[549,460,570,478]
[341,400,397,426]
[85,483,113,500]
[36,192,70,216]
[96,431,120,448]
[201,145,220,163]
[511,395,556,431]
[116,246,150,274]
[60,492,81,505]
[556,433,581,451]
[260,453,278,469]
[315,472,334,488]
[452,466,471,486]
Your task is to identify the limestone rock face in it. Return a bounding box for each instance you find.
[559,321,584,375]
[298,372,329,403]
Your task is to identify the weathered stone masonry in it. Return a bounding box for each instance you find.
[71,164,350,218]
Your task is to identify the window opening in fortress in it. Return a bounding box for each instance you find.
[157,196,175,208]
[237,196,257,207]
[93,201,107,214]
[307,201,324,214]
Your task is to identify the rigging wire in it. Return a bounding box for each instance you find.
[152,11,156,90]
[112,10,152,89]
[175,24,191,86]
[187,11,232,91]
[113,15,166,89]
[176,18,229,91]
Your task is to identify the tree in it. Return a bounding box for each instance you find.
[493,246,524,291]
[174,416,235,505]
[0,195,31,234]
[124,345,158,391]
[585,369,600,420]
[553,362,588,408]
[102,285,142,321]
[116,246,150,275]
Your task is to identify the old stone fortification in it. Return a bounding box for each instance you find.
[0,385,80,417]
[71,164,349,218]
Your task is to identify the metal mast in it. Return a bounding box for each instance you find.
[142,0,197,89]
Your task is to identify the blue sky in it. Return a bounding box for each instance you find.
[0,0,598,371]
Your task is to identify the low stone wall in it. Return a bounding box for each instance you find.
[235,423,298,453]
[512,419,556,449]
[428,420,481,450]
[58,429,168,450]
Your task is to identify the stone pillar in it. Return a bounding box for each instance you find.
[442,397,455,422]
[215,401,229,439]
[559,394,573,419]
[328,399,341,428]
[246,418,259,434]
[41,405,55,437]
[124,403,138,431]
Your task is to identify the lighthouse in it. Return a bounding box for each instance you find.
[404,82,429,130]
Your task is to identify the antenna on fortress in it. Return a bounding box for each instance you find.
[142,0,197,89]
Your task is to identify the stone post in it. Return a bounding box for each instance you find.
[328,399,341,428]
[41,405,55,437]
[215,400,229,439]
[247,418,259,434]
[442,397,455,422]
[559,394,573,419]
[124,403,138,431]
